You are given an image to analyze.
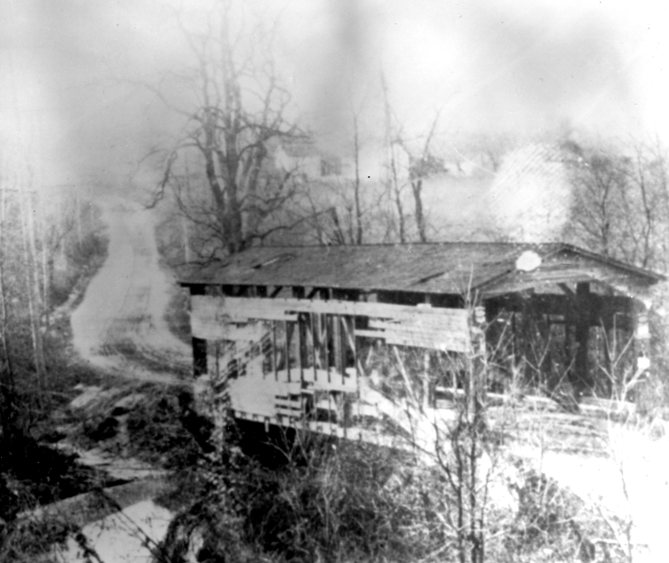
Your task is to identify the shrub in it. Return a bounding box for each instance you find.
[240,437,421,562]
[125,388,203,467]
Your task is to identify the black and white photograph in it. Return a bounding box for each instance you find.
[2,1,669,561]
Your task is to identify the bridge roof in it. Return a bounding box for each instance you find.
[178,242,665,298]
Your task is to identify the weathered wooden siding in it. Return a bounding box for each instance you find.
[192,295,470,352]
[192,295,474,444]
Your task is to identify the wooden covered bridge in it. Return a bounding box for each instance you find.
[178,242,664,443]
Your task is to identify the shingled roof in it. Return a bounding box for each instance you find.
[178,242,665,297]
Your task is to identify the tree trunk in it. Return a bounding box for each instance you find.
[381,72,406,243]
[390,154,406,243]
[38,198,51,326]
[412,179,427,242]
[352,113,363,245]
[19,190,47,391]
[0,187,17,435]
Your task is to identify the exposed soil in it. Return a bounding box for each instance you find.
[26,196,197,562]
[70,196,191,383]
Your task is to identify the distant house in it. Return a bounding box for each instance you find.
[274,138,351,180]
[179,242,663,444]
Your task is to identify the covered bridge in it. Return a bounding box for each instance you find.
[178,242,664,440]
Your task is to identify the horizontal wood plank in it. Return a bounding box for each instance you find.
[192,295,472,353]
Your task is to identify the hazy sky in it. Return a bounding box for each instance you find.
[1,0,668,190]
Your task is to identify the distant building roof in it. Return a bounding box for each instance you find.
[278,138,320,158]
[179,242,664,298]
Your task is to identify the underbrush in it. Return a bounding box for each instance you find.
[157,431,424,562]
[50,203,110,310]
[239,437,420,561]
[0,199,113,561]
[0,511,78,563]
[0,437,101,510]
[64,382,202,466]
[0,373,111,563]
[0,327,110,500]
[125,386,205,467]
[20,380,637,563]
[154,417,626,563]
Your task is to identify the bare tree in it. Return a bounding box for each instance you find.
[18,188,47,389]
[352,110,364,245]
[380,74,448,244]
[618,140,669,270]
[566,138,669,271]
[291,102,385,247]
[381,72,407,244]
[397,112,445,243]
[146,2,305,259]
[567,147,625,258]
[0,184,18,445]
[296,177,378,247]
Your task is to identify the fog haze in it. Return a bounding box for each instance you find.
[1,0,667,191]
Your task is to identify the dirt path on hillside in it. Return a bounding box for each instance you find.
[70,197,191,384]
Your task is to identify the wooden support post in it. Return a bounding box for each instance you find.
[330,288,345,385]
[574,282,592,394]
[334,316,345,385]
[193,339,208,377]
[601,322,613,397]
[292,287,306,386]
[470,306,487,418]
[315,288,331,384]
[346,316,358,381]
[295,316,304,417]
[511,311,517,369]
[272,320,278,382]
[285,321,291,383]
[324,314,331,384]
[296,316,304,387]
[341,316,364,376]
[310,313,318,383]
[633,301,651,376]
[189,285,207,377]
[292,290,302,377]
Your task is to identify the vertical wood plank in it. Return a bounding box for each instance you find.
[285,320,291,383]
[324,313,331,384]
[189,285,207,376]
[310,313,318,384]
[272,320,278,382]
[574,282,591,394]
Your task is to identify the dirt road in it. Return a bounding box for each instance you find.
[70,197,191,383]
[57,197,191,561]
